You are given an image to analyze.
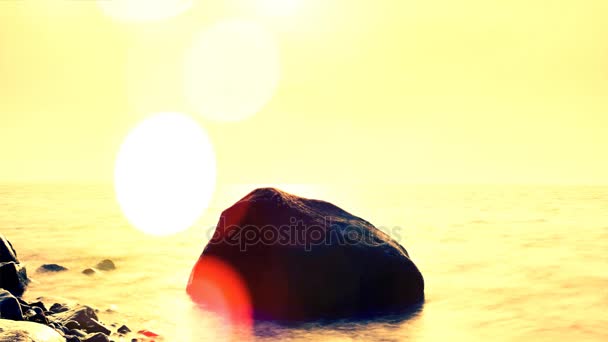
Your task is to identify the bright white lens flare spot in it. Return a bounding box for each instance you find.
[114,113,216,236]
[98,0,192,22]
[259,0,301,16]
[184,20,280,122]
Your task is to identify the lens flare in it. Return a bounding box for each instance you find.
[187,256,253,334]
[184,20,280,122]
[114,113,216,236]
[259,0,302,16]
[98,0,192,22]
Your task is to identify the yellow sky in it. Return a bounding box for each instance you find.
[1,0,607,185]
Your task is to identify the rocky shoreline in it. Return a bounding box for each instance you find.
[0,234,158,342]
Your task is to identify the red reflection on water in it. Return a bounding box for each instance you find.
[187,256,253,337]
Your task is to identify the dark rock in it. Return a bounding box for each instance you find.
[29,301,48,312]
[24,306,48,324]
[64,320,81,330]
[95,260,115,271]
[187,188,425,321]
[0,261,29,296]
[82,332,110,342]
[66,336,82,342]
[117,324,131,334]
[82,268,98,276]
[0,289,23,320]
[49,302,70,314]
[51,305,97,327]
[51,305,111,335]
[83,318,111,335]
[0,234,19,263]
[37,264,69,273]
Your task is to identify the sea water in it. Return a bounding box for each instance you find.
[0,183,606,341]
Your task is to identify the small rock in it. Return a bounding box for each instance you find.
[105,304,118,313]
[37,264,69,273]
[117,324,131,334]
[29,301,48,312]
[95,260,115,271]
[65,320,81,330]
[82,332,110,342]
[84,318,111,335]
[0,289,23,320]
[24,306,48,324]
[82,268,98,276]
[49,302,70,314]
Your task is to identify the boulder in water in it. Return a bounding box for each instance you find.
[95,260,115,271]
[81,268,98,276]
[187,188,424,321]
[37,264,68,273]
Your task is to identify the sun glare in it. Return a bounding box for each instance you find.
[258,0,302,16]
[184,20,280,122]
[98,0,192,22]
[114,113,216,236]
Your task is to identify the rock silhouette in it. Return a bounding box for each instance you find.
[187,188,424,321]
[37,264,68,273]
[0,234,29,297]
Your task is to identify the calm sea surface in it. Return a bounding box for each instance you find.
[0,183,606,341]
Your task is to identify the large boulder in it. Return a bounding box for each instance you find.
[0,319,64,342]
[187,188,424,321]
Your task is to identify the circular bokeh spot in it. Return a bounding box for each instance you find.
[114,113,216,236]
[184,20,280,122]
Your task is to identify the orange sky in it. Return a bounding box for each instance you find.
[1,0,607,185]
